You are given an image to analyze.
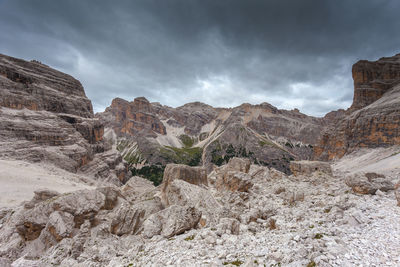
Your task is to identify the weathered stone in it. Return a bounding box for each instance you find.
[161,179,222,226]
[215,171,253,192]
[216,218,240,236]
[46,211,74,242]
[24,189,60,209]
[121,176,156,203]
[345,173,394,195]
[15,189,108,241]
[161,164,208,189]
[143,205,201,238]
[290,160,332,176]
[99,97,166,137]
[395,182,400,206]
[226,157,251,173]
[110,199,162,236]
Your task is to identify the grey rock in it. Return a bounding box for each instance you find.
[143,205,201,238]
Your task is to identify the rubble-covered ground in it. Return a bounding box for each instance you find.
[0,150,399,267]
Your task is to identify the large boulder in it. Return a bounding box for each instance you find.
[15,188,122,241]
[289,160,332,176]
[110,199,162,236]
[24,189,60,209]
[161,179,222,226]
[213,158,253,192]
[142,205,201,238]
[215,171,253,192]
[345,173,394,195]
[394,182,400,206]
[121,176,156,203]
[161,164,208,189]
[225,157,251,173]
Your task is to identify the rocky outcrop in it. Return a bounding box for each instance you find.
[315,53,400,160]
[0,54,129,183]
[99,97,166,138]
[350,54,400,110]
[214,158,253,192]
[161,179,222,226]
[0,54,93,117]
[142,205,201,238]
[161,164,208,190]
[110,200,162,236]
[345,173,394,195]
[395,182,400,206]
[290,161,332,176]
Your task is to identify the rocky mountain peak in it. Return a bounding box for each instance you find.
[0,54,129,184]
[315,53,400,160]
[351,53,400,110]
[0,54,93,118]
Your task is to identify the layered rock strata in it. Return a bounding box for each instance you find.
[0,54,128,184]
[99,95,326,174]
[315,53,400,160]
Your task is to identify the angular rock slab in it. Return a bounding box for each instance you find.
[143,205,201,238]
[290,160,332,176]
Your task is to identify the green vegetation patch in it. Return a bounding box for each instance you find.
[314,233,324,239]
[223,259,243,266]
[184,234,195,241]
[160,146,202,166]
[179,134,196,148]
[131,165,165,186]
[210,142,255,166]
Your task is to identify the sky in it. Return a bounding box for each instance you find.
[0,0,399,117]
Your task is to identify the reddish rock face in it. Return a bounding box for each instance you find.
[351,54,400,110]
[105,97,166,137]
[315,53,400,160]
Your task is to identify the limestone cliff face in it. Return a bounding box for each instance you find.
[0,54,128,184]
[101,97,166,137]
[350,54,400,110]
[315,53,400,160]
[0,54,93,117]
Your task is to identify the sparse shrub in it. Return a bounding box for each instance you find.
[223,259,243,266]
[179,134,195,147]
[324,208,331,213]
[184,234,195,241]
[314,233,324,239]
[269,218,277,230]
[131,165,165,186]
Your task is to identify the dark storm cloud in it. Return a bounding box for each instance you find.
[0,0,399,116]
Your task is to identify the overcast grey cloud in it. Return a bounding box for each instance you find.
[0,0,399,116]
